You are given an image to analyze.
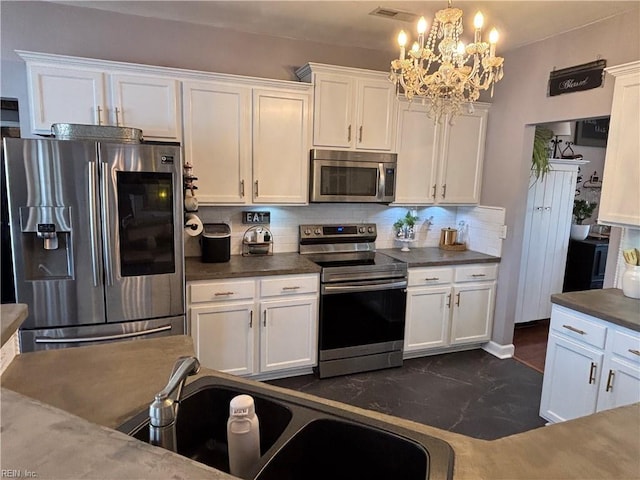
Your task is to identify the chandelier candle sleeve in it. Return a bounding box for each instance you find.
[390,0,504,123]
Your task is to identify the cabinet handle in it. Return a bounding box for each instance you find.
[358,126,363,143]
[96,106,103,125]
[442,184,447,199]
[115,107,121,126]
[249,310,253,328]
[424,277,440,281]
[254,180,259,197]
[240,180,245,197]
[282,286,301,291]
[588,362,597,384]
[347,125,352,142]
[629,349,640,357]
[263,310,267,327]
[214,291,235,296]
[455,292,461,306]
[432,185,437,199]
[471,274,487,278]
[562,324,586,335]
[606,369,615,392]
[446,294,451,308]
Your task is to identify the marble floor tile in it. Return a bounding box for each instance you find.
[268,349,547,440]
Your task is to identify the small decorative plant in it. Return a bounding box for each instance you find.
[573,199,597,224]
[394,210,419,239]
[532,126,554,181]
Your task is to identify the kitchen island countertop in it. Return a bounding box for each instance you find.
[551,288,640,332]
[1,335,639,480]
[1,303,28,347]
[378,246,500,267]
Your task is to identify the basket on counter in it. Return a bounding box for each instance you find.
[242,226,273,256]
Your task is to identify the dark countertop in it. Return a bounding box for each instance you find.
[551,288,640,332]
[185,253,322,281]
[1,304,28,347]
[2,335,639,479]
[378,247,500,267]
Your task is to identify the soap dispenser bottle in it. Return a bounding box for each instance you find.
[227,394,260,479]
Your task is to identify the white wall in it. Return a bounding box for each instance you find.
[481,13,640,346]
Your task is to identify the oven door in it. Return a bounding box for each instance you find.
[310,159,395,203]
[319,278,407,357]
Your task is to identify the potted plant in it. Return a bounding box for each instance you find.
[531,126,554,182]
[570,199,597,240]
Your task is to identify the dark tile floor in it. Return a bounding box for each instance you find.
[268,349,547,440]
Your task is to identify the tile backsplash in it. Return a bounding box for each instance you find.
[184,204,506,258]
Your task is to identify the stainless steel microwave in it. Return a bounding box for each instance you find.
[309,149,397,203]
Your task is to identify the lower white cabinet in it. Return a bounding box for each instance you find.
[540,304,640,423]
[404,264,497,356]
[188,274,319,378]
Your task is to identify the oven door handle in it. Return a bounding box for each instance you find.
[322,279,407,295]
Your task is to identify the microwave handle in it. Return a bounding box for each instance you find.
[378,163,385,202]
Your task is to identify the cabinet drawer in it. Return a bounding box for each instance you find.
[408,267,453,287]
[260,274,318,297]
[611,329,640,364]
[189,280,255,304]
[550,306,607,350]
[454,264,498,283]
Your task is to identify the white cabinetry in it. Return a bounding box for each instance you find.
[540,304,640,423]
[515,160,586,324]
[394,102,488,205]
[404,263,497,357]
[296,63,397,151]
[188,274,319,379]
[599,61,640,227]
[182,79,311,205]
[19,51,180,141]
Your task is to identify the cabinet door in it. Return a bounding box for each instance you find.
[110,73,180,140]
[540,333,603,423]
[252,89,310,204]
[596,357,640,412]
[312,73,354,148]
[354,79,396,151]
[394,102,439,205]
[260,296,318,373]
[28,65,106,133]
[437,107,488,204]
[182,81,251,204]
[599,64,640,227]
[450,282,495,345]
[404,286,451,353]
[190,303,255,376]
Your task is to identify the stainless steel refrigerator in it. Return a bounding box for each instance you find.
[3,138,185,352]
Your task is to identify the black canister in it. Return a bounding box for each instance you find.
[201,223,231,263]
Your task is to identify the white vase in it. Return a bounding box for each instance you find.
[622,264,640,299]
[570,224,590,240]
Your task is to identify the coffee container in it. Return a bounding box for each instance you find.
[439,228,458,247]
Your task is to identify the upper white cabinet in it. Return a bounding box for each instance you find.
[296,63,397,151]
[182,79,311,205]
[19,51,181,141]
[598,61,640,227]
[394,102,489,205]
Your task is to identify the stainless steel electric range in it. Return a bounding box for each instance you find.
[299,223,407,378]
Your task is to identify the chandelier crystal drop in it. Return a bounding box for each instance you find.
[389,0,504,124]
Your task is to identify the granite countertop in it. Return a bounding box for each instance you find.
[1,303,28,347]
[2,335,639,479]
[378,246,500,267]
[186,253,321,281]
[551,288,640,332]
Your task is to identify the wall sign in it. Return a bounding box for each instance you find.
[574,117,610,147]
[242,211,270,224]
[548,60,606,97]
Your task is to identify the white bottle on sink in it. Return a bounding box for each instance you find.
[227,394,261,479]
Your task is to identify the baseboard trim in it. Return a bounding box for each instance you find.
[482,341,515,359]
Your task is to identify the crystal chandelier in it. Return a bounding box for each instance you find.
[389,0,504,123]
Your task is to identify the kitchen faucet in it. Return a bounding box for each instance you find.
[149,356,201,452]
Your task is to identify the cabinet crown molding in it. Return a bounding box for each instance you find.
[296,62,390,82]
[605,60,640,77]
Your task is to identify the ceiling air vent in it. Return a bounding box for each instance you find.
[369,7,419,23]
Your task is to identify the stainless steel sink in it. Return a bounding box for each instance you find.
[118,376,454,480]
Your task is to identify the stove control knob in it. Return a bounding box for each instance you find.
[314,228,322,235]
[304,228,311,236]
[368,226,375,234]
[359,226,366,233]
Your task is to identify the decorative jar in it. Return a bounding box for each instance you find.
[622,264,640,299]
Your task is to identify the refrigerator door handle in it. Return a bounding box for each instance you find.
[100,161,114,286]
[34,325,172,344]
[88,160,101,287]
